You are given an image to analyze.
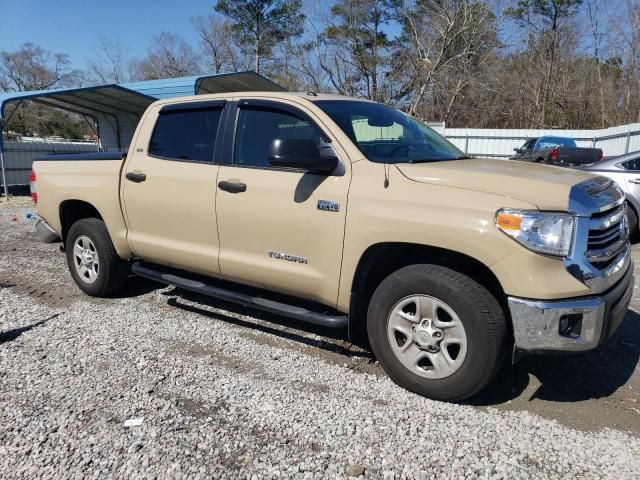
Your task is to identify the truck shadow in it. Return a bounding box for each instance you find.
[111,275,165,298]
[161,287,374,361]
[143,280,639,405]
[469,309,640,405]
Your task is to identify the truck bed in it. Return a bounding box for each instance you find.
[553,147,602,165]
[32,152,130,257]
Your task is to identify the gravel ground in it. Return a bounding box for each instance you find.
[1,200,640,479]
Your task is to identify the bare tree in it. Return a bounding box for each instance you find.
[586,0,608,128]
[131,32,201,80]
[0,43,78,91]
[85,37,133,84]
[0,43,86,138]
[192,14,251,73]
[393,0,498,119]
[506,0,584,126]
[610,0,640,123]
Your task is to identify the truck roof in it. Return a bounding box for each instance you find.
[150,91,375,107]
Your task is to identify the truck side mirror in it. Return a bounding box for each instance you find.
[268,138,338,174]
[513,147,521,153]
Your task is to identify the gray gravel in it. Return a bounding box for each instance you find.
[1,202,640,479]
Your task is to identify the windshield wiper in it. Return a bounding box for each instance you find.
[408,156,469,163]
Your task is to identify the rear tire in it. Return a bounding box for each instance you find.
[367,264,507,402]
[65,218,128,297]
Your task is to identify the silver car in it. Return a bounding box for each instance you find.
[583,151,640,236]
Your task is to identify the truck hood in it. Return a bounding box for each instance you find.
[396,158,596,210]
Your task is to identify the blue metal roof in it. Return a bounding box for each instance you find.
[119,76,202,99]
[120,71,285,99]
[0,71,285,120]
[0,71,285,147]
[0,84,155,118]
[194,71,285,95]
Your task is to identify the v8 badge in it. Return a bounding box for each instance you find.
[317,200,340,212]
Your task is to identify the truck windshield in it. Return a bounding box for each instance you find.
[314,100,468,163]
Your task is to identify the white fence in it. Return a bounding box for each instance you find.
[442,123,640,159]
[3,122,640,189]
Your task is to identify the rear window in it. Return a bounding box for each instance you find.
[536,137,576,149]
[149,108,222,162]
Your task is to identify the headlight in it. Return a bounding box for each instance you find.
[495,209,575,257]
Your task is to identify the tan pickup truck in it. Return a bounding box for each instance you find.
[31,92,634,401]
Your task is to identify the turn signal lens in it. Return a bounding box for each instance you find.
[495,209,575,257]
[496,212,523,231]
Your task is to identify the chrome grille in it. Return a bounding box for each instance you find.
[565,176,630,293]
[586,203,628,270]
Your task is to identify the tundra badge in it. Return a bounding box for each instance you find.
[268,251,308,264]
[317,200,340,212]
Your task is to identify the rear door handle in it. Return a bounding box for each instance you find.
[126,171,147,183]
[218,180,247,193]
[629,178,640,185]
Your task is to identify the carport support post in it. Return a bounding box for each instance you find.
[0,147,7,198]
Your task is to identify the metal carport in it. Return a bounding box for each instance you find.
[0,85,156,194]
[0,71,284,196]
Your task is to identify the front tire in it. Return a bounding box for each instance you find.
[367,264,507,402]
[65,218,128,297]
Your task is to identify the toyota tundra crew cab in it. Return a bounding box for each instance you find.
[30,92,634,401]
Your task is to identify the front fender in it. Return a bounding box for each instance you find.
[336,163,532,311]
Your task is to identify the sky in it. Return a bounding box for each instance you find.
[0,0,218,65]
[0,0,632,70]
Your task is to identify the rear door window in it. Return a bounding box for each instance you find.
[621,158,640,171]
[149,108,222,162]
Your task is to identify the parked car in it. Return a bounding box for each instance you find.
[511,136,603,167]
[582,151,640,238]
[29,92,633,402]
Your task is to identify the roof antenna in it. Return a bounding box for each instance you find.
[307,91,318,96]
[384,164,390,188]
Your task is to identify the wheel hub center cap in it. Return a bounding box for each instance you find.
[414,319,443,350]
[82,250,93,266]
[417,330,431,344]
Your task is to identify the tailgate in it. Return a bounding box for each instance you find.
[556,147,602,164]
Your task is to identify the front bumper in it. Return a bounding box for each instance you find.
[508,262,634,353]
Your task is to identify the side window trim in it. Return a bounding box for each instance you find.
[222,99,340,174]
[148,103,227,164]
[219,101,238,166]
[159,99,226,113]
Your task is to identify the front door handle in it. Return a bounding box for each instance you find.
[126,171,147,183]
[629,178,640,185]
[218,180,247,193]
